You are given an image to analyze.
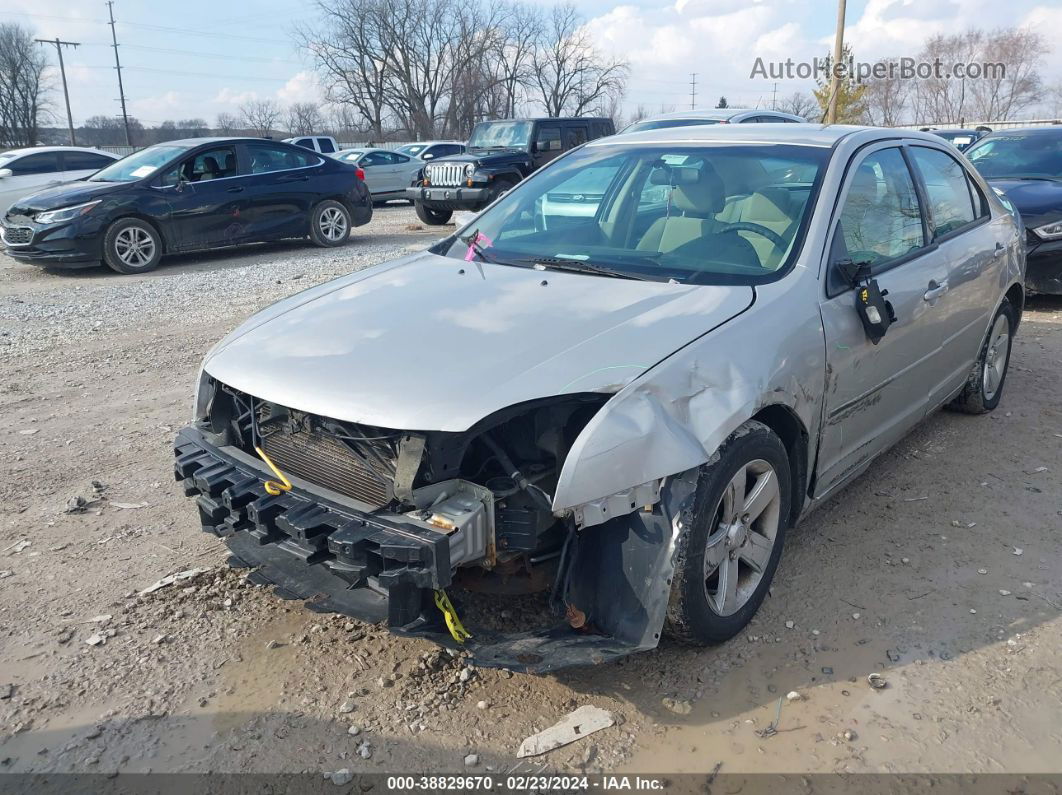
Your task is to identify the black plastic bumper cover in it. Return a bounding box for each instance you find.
[174,426,683,672]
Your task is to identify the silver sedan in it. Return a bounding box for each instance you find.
[178,124,1024,671]
[333,147,422,202]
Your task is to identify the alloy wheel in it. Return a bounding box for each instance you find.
[114,226,156,269]
[318,207,348,241]
[982,313,1010,401]
[702,458,782,617]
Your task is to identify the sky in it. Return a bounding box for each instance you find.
[4,0,1062,128]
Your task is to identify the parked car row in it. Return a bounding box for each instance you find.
[173,122,1025,671]
[3,119,1061,294]
[1,137,371,273]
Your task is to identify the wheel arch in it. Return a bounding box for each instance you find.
[1004,281,1024,329]
[106,212,170,254]
[750,403,808,527]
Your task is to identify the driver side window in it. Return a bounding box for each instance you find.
[835,148,925,275]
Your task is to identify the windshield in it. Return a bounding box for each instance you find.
[397,144,425,156]
[467,121,532,150]
[966,133,1062,180]
[622,118,722,134]
[338,150,364,161]
[89,145,190,182]
[438,143,828,284]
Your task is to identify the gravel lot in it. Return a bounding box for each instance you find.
[1,204,1060,778]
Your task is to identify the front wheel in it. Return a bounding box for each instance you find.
[102,218,162,274]
[309,200,351,247]
[949,298,1015,414]
[665,420,790,645]
[415,202,453,226]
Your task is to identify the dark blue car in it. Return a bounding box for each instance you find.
[0,137,372,274]
[966,127,1062,294]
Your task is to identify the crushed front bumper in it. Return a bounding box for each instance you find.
[174,426,684,672]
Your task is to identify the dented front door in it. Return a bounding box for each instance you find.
[814,145,951,498]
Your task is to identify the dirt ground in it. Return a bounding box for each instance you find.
[1,205,1060,778]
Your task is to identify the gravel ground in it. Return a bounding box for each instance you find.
[1,206,1060,778]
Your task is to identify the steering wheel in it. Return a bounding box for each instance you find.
[716,222,787,250]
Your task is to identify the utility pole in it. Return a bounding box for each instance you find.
[772,82,778,110]
[35,38,80,145]
[689,73,697,110]
[106,1,132,146]
[826,0,847,124]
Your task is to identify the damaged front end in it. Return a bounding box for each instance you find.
[175,377,693,672]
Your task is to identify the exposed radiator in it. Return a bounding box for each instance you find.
[262,429,394,508]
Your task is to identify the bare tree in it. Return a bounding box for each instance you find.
[0,23,49,147]
[240,99,282,137]
[968,29,1047,121]
[531,4,627,117]
[494,2,539,118]
[912,31,982,124]
[299,0,390,139]
[215,112,240,135]
[287,101,325,135]
[860,67,910,126]
[776,91,818,120]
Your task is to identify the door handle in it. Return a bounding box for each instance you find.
[226,186,244,193]
[923,279,948,303]
[278,175,309,183]
[993,243,1005,258]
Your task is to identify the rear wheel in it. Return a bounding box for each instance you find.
[309,200,351,247]
[415,202,452,226]
[949,299,1015,414]
[102,218,162,274]
[665,421,790,645]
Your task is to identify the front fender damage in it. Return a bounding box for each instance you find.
[457,468,698,672]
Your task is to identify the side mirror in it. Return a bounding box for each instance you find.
[0,169,11,179]
[530,141,539,154]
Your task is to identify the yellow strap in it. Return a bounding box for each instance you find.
[434,589,471,644]
[254,446,292,496]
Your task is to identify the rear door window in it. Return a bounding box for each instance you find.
[8,152,62,175]
[908,146,977,238]
[564,126,589,149]
[317,138,336,153]
[246,143,315,174]
[62,151,115,171]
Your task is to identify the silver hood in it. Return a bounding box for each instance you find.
[203,251,754,431]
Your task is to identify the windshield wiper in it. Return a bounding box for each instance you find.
[515,257,659,281]
[460,228,498,263]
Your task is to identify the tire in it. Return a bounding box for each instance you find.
[665,420,790,645]
[492,177,517,200]
[949,298,1015,414]
[309,200,352,248]
[102,218,162,274]
[415,202,452,226]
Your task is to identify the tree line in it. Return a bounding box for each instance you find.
[297,0,629,140]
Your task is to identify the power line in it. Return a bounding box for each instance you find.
[35,38,80,145]
[106,1,132,146]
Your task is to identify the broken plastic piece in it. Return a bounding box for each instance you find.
[517,705,615,757]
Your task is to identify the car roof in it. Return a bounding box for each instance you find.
[977,126,1062,137]
[0,146,118,157]
[636,108,799,122]
[476,117,611,123]
[400,140,463,146]
[602,123,948,148]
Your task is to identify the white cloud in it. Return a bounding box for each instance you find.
[276,71,321,105]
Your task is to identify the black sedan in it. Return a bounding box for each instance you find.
[0,137,372,274]
[966,127,1062,294]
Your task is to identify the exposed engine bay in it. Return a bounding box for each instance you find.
[176,376,689,671]
[200,377,608,581]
